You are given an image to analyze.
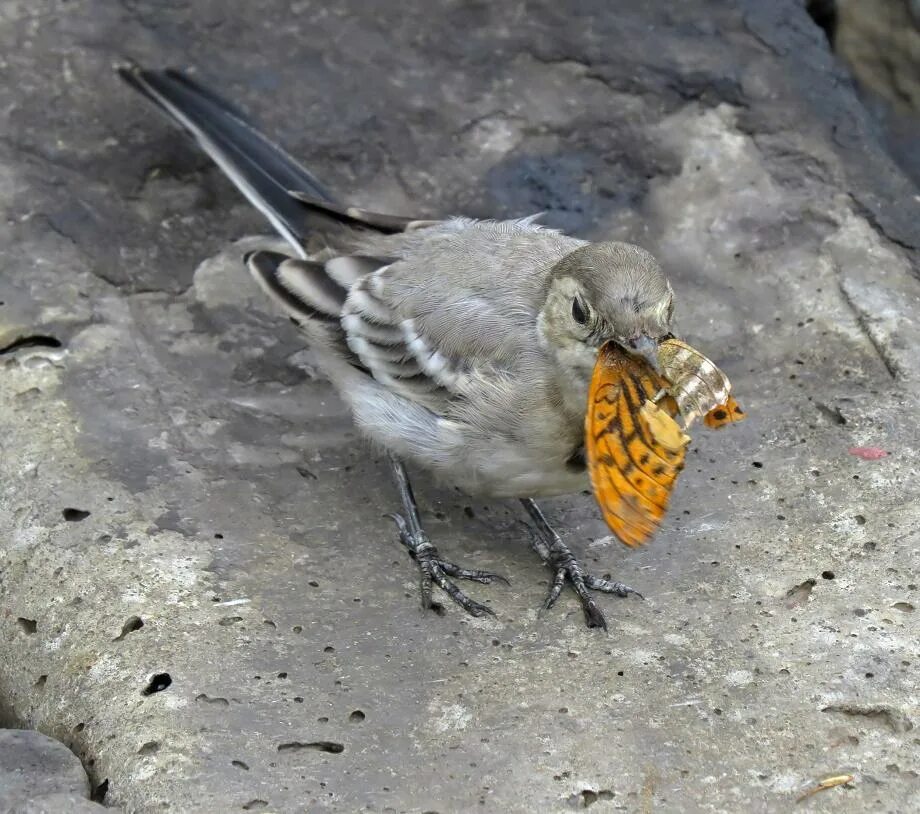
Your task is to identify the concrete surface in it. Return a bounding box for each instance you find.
[1,1,918,812]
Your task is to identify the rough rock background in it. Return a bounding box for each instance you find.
[809,0,920,186]
[1,1,919,812]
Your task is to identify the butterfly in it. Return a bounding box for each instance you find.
[585,342,690,547]
[586,338,746,546]
[657,337,745,429]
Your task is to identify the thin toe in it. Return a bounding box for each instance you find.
[435,559,510,586]
[584,574,644,599]
[581,599,608,631]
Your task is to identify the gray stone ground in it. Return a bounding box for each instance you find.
[0,728,106,812]
[1,1,918,812]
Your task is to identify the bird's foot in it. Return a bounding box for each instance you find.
[388,513,509,618]
[520,498,642,630]
[539,537,642,630]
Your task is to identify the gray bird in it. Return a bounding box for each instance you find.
[119,66,675,629]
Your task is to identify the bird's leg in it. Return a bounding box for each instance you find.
[520,498,642,630]
[387,455,508,617]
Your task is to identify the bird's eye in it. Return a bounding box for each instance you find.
[571,298,588,325]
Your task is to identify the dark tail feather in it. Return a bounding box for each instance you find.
[244,251,346,322]
[118,65,333,254]
[287,192,438,235]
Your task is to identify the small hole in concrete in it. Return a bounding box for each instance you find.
[62,508,90,522]
[822,571,835,580]
[277,741,344,754]
[317,716,328,723]
[232,759,249,770]
[785,578,816,607]
[294,696,304,703]
[570,788,613,808]
[752,461,763,469]
[34,675,47,688]
[892,602,914,613]
[195,694,230,706]
[73,722,85,733]
[114,616,144,641]
[138,741,159,756]
[0,335,62,354]
[219,616,243,626]
[349,710,365,722]
[854,515,866,525]
[142,673,172,695]
[242,800,267,811]
[308,581,319,588]
[324,646,334,653]
[91,779,109,803]
[292,625,303,634]
[277,672,287,679]
[17,617,37,634]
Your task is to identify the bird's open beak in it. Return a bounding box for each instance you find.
[625,334,661,372]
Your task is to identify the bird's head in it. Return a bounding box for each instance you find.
[537,242,674,381]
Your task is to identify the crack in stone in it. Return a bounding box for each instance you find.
[836,278,901,380]
[848,193,919,256]
[822,702,914,733]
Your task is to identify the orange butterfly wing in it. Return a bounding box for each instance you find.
[585,342,689,547]
[704,395,746,429]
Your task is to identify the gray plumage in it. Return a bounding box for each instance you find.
[248,216,673,498]
[120,65,675,627]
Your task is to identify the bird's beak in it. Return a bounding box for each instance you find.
[626,334,661,372]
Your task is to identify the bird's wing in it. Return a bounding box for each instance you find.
[340,219,585,413]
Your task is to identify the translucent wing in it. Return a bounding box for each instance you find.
[658,337,746,429]
[585,342,689,547]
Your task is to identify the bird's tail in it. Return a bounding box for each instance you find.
[118,64,435,365]
[118,65,334,256]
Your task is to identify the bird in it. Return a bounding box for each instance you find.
[118,65,676,629]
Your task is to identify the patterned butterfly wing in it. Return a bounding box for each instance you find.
[704,395,746,429]
[585,342,689,547]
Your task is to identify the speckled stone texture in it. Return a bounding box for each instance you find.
[1,1,918,812]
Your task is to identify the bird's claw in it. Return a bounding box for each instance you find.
[540,544,642,631]
[387,513,507,618]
